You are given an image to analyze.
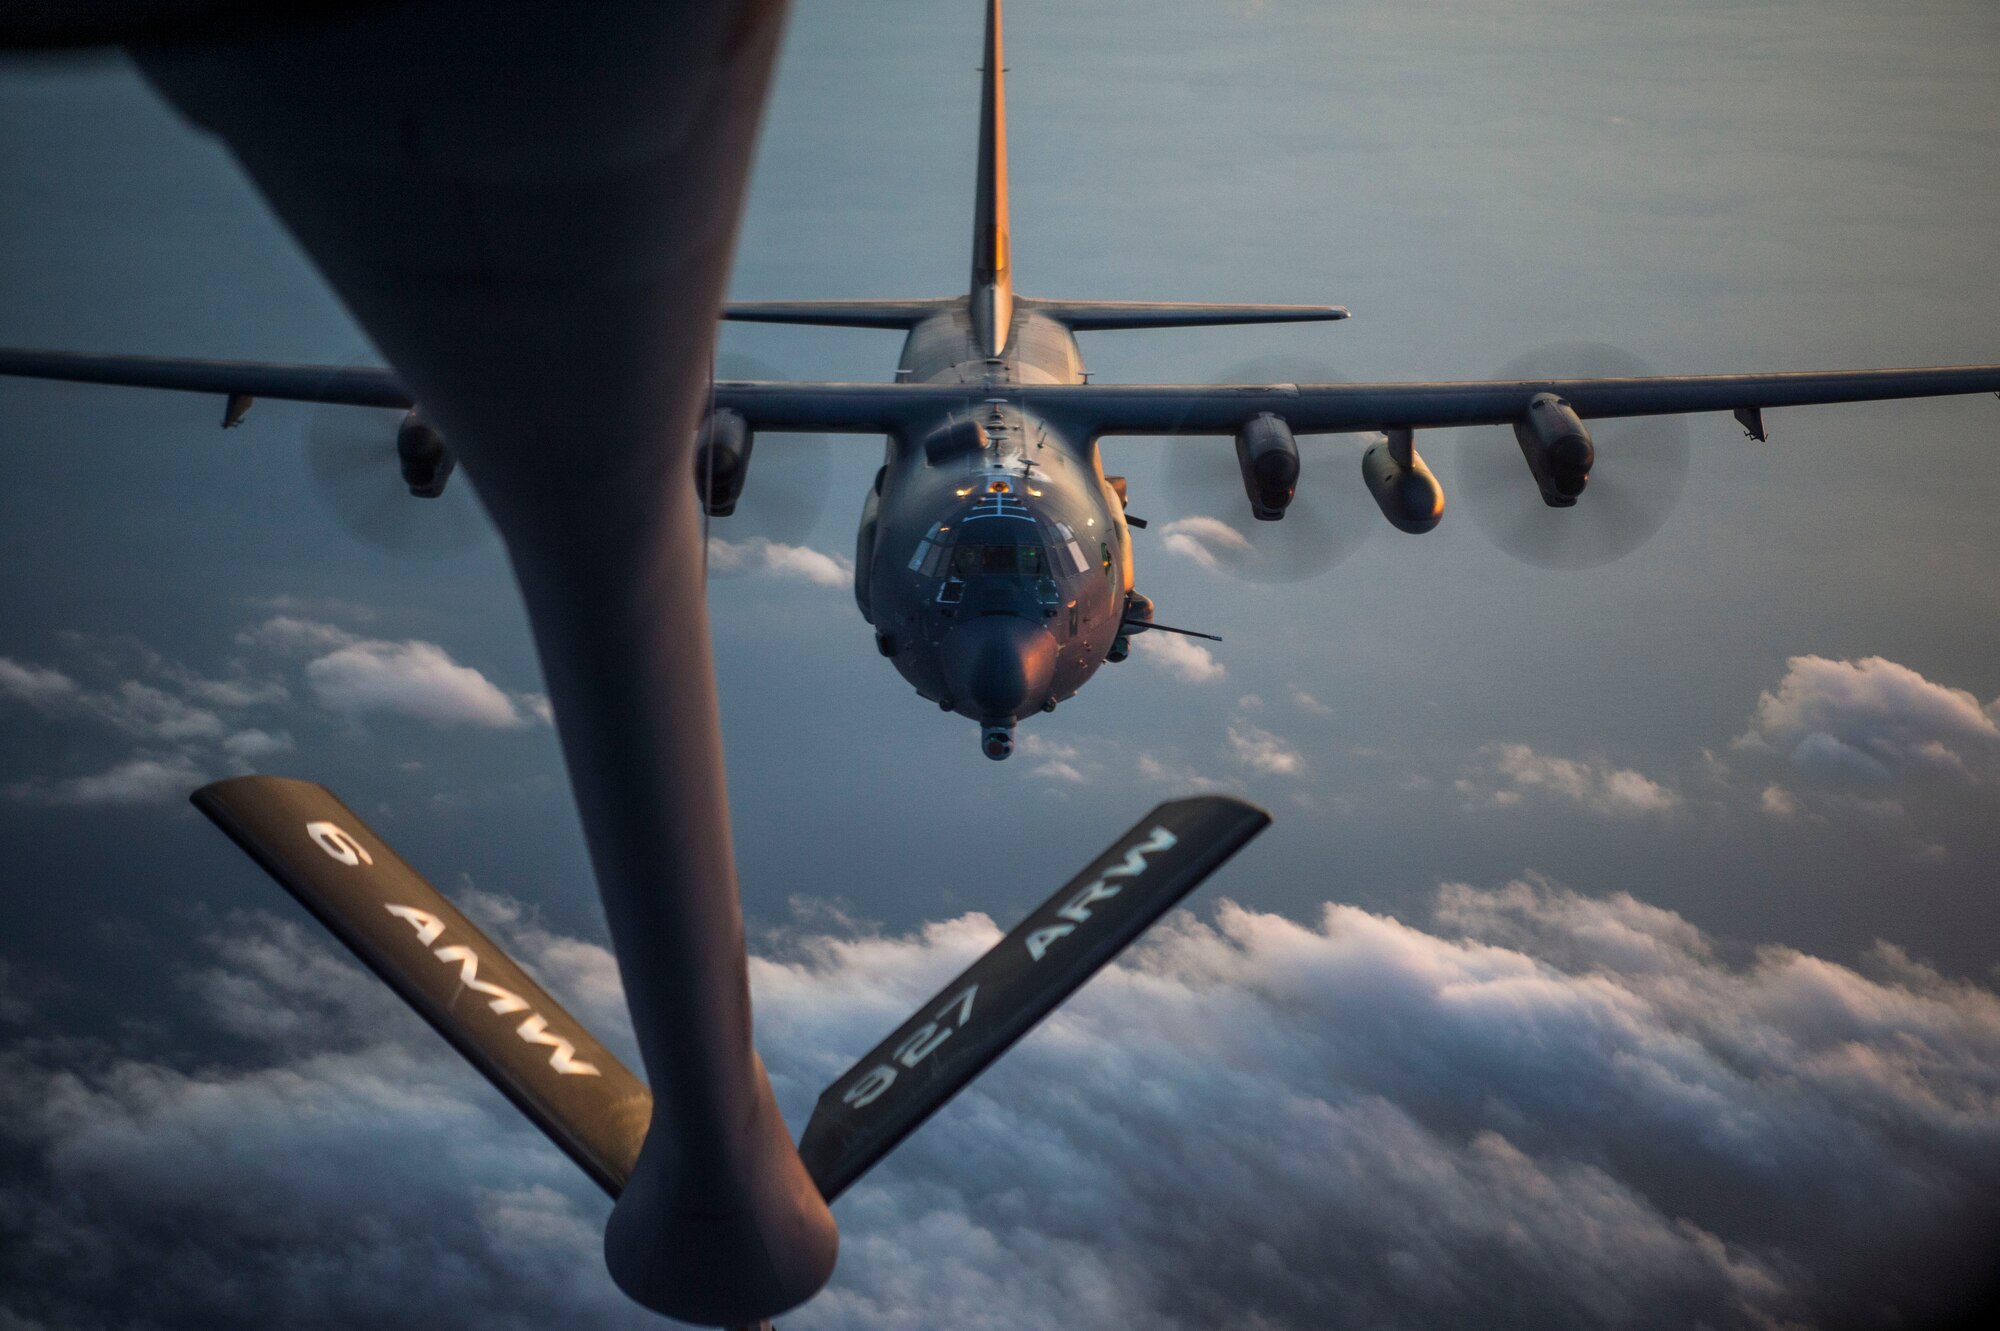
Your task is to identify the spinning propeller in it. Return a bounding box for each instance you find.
[702,352,833,578]
[1162,356,1377,583]
[304,360,490,558]
[1452,342,1692,569]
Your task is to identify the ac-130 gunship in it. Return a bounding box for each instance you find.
[4,1,2000,1327]
[11,2,2000,765]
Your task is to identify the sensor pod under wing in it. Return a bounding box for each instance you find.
[191,775,652,1196]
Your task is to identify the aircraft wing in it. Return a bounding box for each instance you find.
[0,348,411,409]
[11,356,1997,442]
[1020,365,2000,436]
[702,364,2000,437]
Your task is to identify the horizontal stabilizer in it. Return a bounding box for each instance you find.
[722,299,953,329]
[1024,299,1349,331]
[191,775,653,1197]
[798,795,1271,1201]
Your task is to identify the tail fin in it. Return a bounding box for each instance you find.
[730,1,1345,349]
[192,775,652,1196]
[798,795,1270,1201]
[969,0,1012,355]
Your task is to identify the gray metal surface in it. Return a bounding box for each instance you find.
[0,347,412,407]
[9,351,1999,439]
[1019,298,1348,329]
[968,0,1011,357]
[191,776,654,1197]
[723,299,953,328]
[130,2,837,1324]
[799,796,1272,1202]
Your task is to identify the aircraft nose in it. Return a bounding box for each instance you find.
[940,615,1058,722]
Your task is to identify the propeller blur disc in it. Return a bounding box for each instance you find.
[305,365,491,558]
[1161,356,1375,583]
[704,352,834,578]
[1451,342,1691,570]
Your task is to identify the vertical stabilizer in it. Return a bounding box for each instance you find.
[970,0,1012,355]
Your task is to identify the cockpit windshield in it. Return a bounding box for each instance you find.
[950,543,1048,578]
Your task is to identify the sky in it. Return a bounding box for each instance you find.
[2,1,1999,1328]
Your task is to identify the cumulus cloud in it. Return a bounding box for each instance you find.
[1157,515,1253,573]
[1136,752,1220,790]
[1012,735,1223,792]
[1760,784,1802,818]
[236,614,548,729]
[0,657,80,708]
[1289,686,1333,717]
[306,639,527,729]
[235,614,361,657]
[1017,734,1077,762]
[94,680,227,741]
[1132,630,1226,683]
[6,753,207,806]
[707,536,852,587]
[0,620,550,808]
[221,729,295,763]
[0,916,631,1331]
[0,656,227,742]
[1737,655,2000,782]
[0,645,253,804]
[1461,743,1679,815]
[176,673,291,709]
[1227,722,1305,776]
[5,886,1998,1331]
[1014,735,1089,785]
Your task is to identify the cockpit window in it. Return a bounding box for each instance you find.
[949,544,1047,578]
[909,523,951,577]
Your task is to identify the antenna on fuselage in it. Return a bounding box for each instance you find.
[969,0,1012,357]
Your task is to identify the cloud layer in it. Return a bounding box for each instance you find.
[0,616,548,805]
[1459,743,1680,815]
[1227,721,1304,776]
[1158,515,1253,574]
[706,536,853,588]
[1131,629,1226,683]
[1738,655,2000,781]
[249,616,545,729]
[4,883,1997,1331]
[305,639,525,728]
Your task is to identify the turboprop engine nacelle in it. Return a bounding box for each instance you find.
[1360,429,1445,534]
[1235,412,1299,520]
[693,408,752,517]
[397,410,455,498]
[1513,392,1595,507]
